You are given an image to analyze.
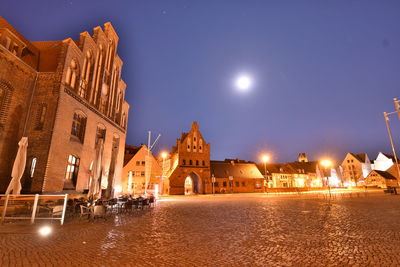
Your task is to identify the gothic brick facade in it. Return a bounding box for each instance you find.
[0,17,129,194]
[166,122,212,195]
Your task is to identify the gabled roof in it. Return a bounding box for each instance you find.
[348,153,368,163]
[257,163,287,175]
[284,161,319,174]
[211,160,264,179]
[123,145,141,166]
[382,153,395,160]
[370,170,397,180]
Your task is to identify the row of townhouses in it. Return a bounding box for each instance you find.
[121,122,400,195]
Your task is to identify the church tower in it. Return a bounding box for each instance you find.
[298,153,308,162]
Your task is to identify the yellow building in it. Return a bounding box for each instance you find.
[121,145,162,196]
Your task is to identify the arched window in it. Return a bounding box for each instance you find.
[199,139,203,153]
[79,50,93,98]
[70,111,87,143]
[0,80,13,126]
[65,59,80,91]
[121,112,126,128]
[35,104,47,130]
[95,123,106,145]
[30,158,37,178]
[65,154,80,188]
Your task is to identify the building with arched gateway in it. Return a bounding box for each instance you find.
[0,17,129,196]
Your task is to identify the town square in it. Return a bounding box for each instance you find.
[1,1,400,266]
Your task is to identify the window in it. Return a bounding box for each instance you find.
[65,59,80,91]
[135,171,141,176]
[214,182,219,187]
[189,160,192,165]
[183,159,186,165]
[141,161,145,166]
[136,161,140,166]
[241,181,246,186]
[254,183,262,189]
[30,158,37,178]
[202,160,205,166]
[141,171,145,177]
[223,181,227,187]
[0,80,13,126]
[79,50,93,98]
[70,112,87,143]
[95,125,106,145]
[35,104,47,130]
[196,160,199,166]
[235,181,240,187]
[65,155,80,187]
[194,137,196,141]
[194,146,196,149]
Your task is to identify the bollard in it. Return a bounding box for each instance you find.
[1,194,10,224]
[31,194,39,224]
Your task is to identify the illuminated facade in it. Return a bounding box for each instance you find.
[164,122,212,195]
[121,145,162,195]
[0,17,129,194]
[341,153,372,185]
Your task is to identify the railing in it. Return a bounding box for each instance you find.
[0,194,68,225]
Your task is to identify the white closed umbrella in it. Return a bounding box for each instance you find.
[6,137,28,195]
[88,138,104,200]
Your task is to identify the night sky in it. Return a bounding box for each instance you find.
[2,1,400,163]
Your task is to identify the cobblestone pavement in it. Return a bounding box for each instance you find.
[1,192,400,266]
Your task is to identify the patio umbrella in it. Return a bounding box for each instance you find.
[88,138,104,200]
[5,137,28,195]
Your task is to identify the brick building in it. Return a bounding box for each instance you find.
[210,159,264,193]
[164,122,212,195]
[0,17,129,195]
[341,153,372,186]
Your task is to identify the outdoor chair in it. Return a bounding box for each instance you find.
[149,197,156,208]
[142,199,150,209]
[92,205,107,221]
[79,205,92,221]
[52,205,64,220]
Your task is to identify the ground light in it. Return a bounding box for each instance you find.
[38,225,52,236]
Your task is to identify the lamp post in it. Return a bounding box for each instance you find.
[320,159,332,198]
[262,155,270,193]
[160,152,167,195]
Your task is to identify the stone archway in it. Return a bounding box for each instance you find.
[184,172,201,195]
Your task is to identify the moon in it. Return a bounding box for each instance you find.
[235,75,252,92]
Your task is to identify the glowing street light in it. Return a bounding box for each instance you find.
[320,159,333,197]
[261,154,270,192]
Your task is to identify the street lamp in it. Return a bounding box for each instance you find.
[320,159,332,197]
[160,152,167,195]
[262,154,270,192]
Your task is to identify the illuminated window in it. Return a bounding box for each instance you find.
[70,112,87,143]
[65,155,79,187]
[30,158,37,178]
